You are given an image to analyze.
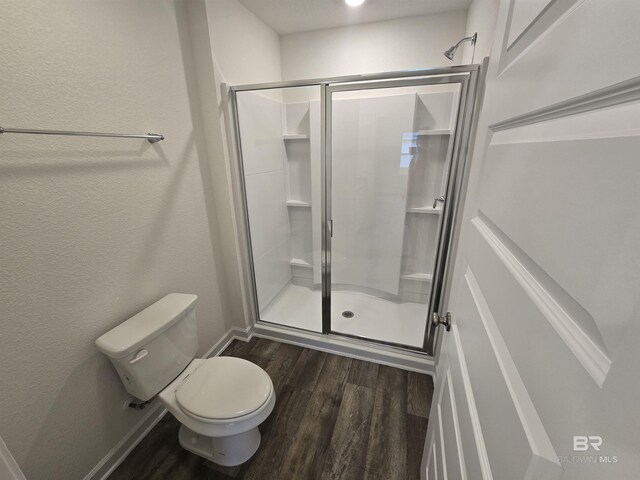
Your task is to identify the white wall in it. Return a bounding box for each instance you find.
[461,0,500,63]
[280,11,468,81]
[0,1,234,479]
[205,0,282,86]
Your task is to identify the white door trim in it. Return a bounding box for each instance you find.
[0,436,27,480]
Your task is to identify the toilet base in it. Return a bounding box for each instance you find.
[178,424,261,467]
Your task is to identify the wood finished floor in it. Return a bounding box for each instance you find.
[109,338,434,480]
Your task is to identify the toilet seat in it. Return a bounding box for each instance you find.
[159,356,276,440]
[175,357,272,421]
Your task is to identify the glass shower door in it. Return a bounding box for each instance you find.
[326,78,463,349]
[234,85,323,333]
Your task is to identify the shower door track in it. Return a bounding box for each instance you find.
[229,65,480,357]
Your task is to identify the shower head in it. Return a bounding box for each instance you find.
[444,32,477,61]
[444,45,457,61]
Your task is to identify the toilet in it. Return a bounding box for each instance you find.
[95,293,275,466]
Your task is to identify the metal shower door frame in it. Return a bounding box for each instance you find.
[229,65,480,356]
[323,73,478,354]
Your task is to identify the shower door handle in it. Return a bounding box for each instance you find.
[433,195,445,209]
[328,219,333,238]
[432,312,452,332]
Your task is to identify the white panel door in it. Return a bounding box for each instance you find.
[424,0,640,479]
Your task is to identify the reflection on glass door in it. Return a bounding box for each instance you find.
[327,82,461,348]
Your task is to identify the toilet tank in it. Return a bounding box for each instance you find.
[96,293,199,401]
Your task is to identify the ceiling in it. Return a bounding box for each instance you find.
[237,0,472,35]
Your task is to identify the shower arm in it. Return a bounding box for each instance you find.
[454,33,477,50]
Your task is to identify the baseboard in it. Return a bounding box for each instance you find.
[82,402,167,480]
[202,325,252,358]
[229,324,254,342]
[84,324,253,480]
[253,323,434,375]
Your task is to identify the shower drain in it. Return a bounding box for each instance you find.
[342,310,355,318]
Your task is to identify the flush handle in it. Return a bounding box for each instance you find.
[432,312,452,332]
[129,349,149,364]
[433,195,445,209]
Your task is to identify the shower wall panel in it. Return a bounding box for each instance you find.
[237,92,292,311]
[282,101,316,288]
[309,100,323,285]
[331,93,417,296]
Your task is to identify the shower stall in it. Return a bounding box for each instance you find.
[230,66,478,354]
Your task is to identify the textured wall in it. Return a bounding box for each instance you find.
[0,1,234,478]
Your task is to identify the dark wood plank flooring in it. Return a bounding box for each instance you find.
[109,338,434,480]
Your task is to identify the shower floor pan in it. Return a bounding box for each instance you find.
[260,284,427,348]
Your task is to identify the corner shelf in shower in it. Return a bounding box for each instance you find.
[416,129,451,136]
[286,200,311,208]
[290,258,312,268]
[283,133,310,140]
[406,206,442,215]
[400,273,433,282]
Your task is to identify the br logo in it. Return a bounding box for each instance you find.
[573,436,603,452]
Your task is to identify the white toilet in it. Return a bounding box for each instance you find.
[95,293,275,466]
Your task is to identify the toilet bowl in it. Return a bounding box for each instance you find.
[95,293,276,467]
[158,356,276,466]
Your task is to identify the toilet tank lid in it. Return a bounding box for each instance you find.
[95,293,198,358]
